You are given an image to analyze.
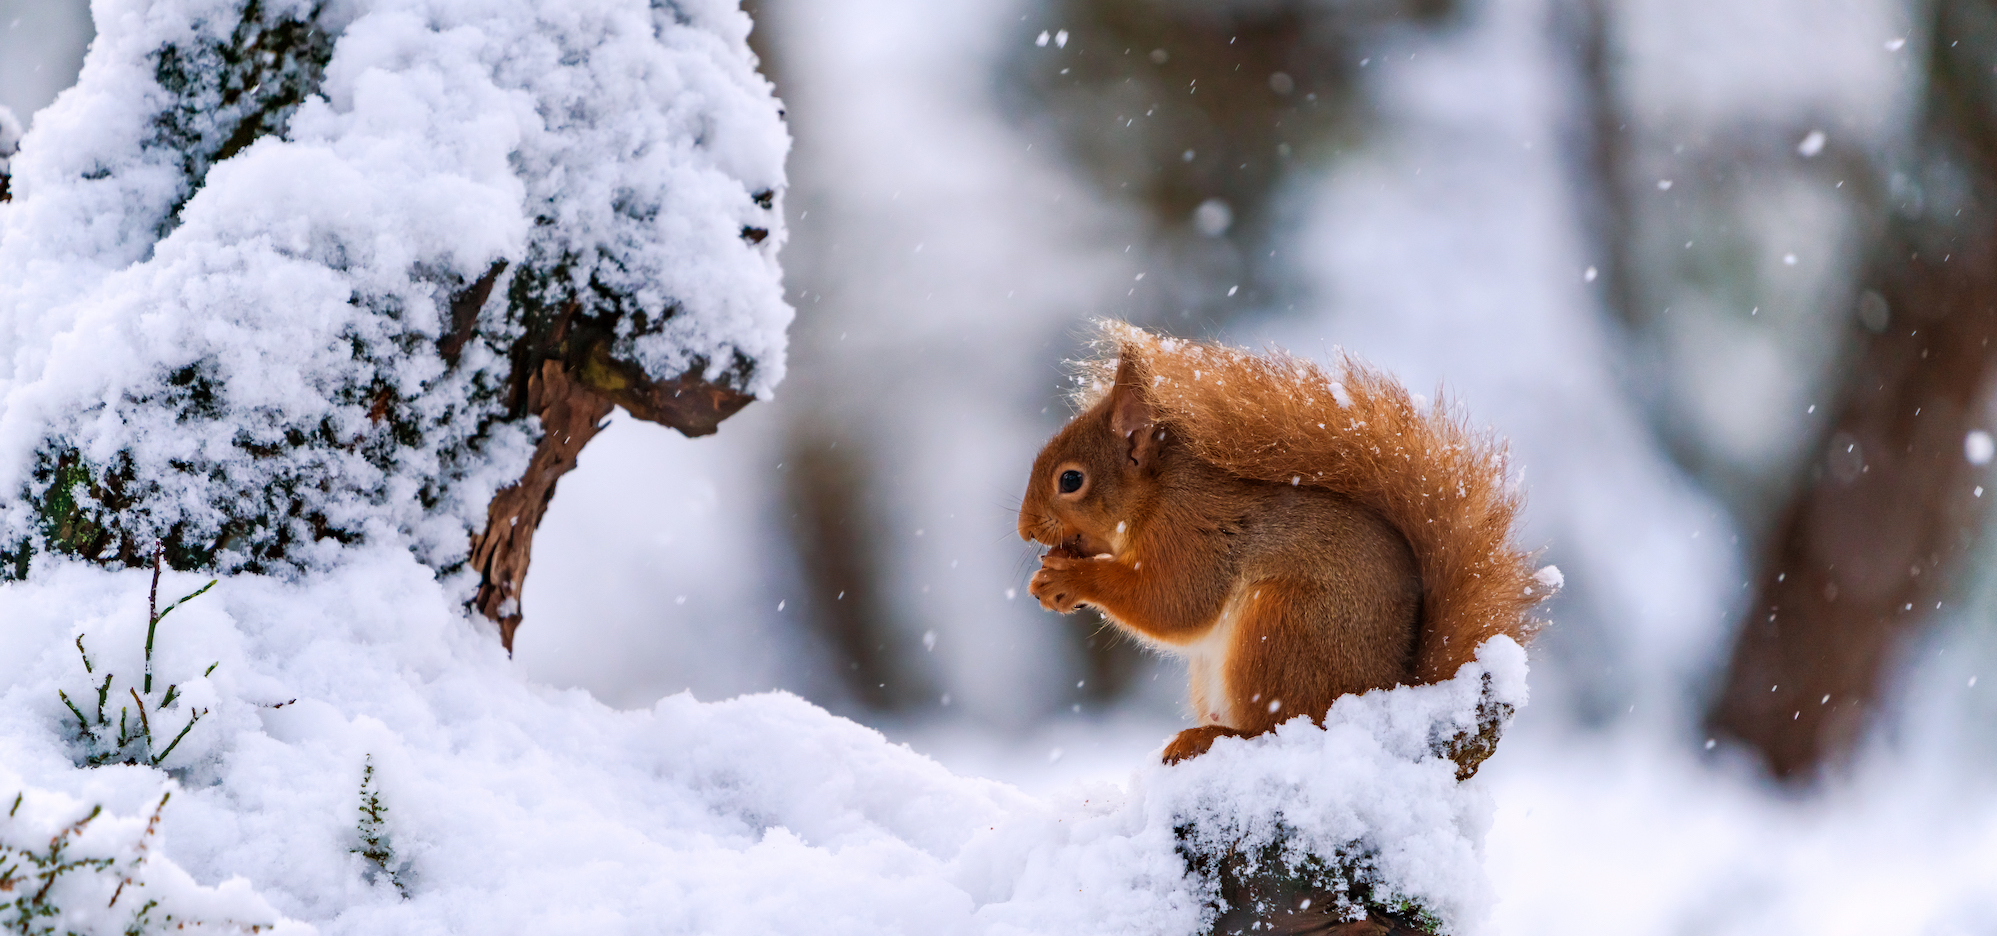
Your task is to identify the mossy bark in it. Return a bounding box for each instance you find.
[1180,832,1443,936]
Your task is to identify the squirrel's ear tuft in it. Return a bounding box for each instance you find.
[1109,355,1157,468]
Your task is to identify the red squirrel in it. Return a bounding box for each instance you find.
[1019,323,1548,764]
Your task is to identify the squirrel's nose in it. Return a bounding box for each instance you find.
[1017,505,1056,545]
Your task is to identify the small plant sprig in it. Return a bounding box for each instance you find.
[56,545,217,770]
[0,791,170,935]
[351,756,407,897]
[2,792,270,935]
[1,793,116,934]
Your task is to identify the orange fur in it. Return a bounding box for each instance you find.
[1020,322,1549,764]
[1077,322,1548,684]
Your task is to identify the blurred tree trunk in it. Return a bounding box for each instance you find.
[1555,0,1633,332]
[740,0,931,712]
[741,0,941,711]
[0,118,13,202]
[781,433,935,709]
[1710,0,1997,779]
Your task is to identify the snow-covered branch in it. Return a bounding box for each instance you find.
[0,0,790,644]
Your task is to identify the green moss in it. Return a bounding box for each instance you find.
[1177,823,1444,936]
[32,449,138,566]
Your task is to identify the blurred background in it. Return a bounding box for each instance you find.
[9,0,1997,929]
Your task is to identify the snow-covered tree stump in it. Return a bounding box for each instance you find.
[1165,641,1526,936]
[0,0,791,649]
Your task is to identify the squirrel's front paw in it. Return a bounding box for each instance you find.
[1162,725,1244,764]
[1029,555,1089,613]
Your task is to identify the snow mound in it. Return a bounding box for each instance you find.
[0,545,1518,934]
[0,0,789,580]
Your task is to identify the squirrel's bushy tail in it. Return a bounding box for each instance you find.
[1080,322,1550,683]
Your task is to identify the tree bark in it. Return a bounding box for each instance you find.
[469,361,613,650]
[469,340,756,651]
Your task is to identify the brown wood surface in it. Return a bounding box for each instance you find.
[464,287,757,649]
[469,360,613,650]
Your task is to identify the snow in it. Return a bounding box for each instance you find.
[0,0,790,579]
[1965,429,1993,466]
[1483,711,1997,934]
[1223,0,1997,929]
[0,545,1519,933]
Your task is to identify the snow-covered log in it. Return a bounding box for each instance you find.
[0,0,791,646]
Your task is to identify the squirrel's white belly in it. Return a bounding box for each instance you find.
[1182,583,1254,729]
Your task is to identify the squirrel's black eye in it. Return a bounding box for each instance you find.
[1058,469,1085,494]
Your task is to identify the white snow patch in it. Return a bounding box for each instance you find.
[1965,429,1993,466]
[0,546,1521,933]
